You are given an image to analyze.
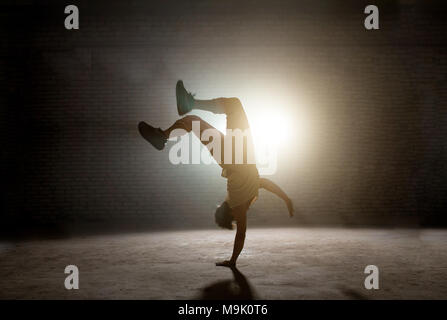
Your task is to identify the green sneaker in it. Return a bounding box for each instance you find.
[176,80,195,116]
[138,121,167,150]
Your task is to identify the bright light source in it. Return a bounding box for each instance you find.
[249,112,290,148]
[240,88,315,172]
[190,86,316,170]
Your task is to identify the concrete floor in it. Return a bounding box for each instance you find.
[0,228,447,299]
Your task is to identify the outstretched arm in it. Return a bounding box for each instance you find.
[259,178,294,217]
[229,213,246,265]
[216,204,248,267]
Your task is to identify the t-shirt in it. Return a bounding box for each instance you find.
[222,164,259,208]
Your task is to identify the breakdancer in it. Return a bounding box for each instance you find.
[139,81,294,267]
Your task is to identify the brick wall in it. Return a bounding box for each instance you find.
[1,0,446,230]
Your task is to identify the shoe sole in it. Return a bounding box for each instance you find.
[138,121,165,150]
[176,80,187,116]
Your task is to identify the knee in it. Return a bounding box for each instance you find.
[223,97,243,113]
[182,115,202,123]
[228,97,242,107]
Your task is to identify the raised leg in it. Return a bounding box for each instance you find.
[176,80,249,130]
[193,98,250,131]
[193,98,241,115]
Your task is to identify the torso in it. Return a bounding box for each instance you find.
[223,164,259,209]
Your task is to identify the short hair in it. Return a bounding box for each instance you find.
[215,201,233,230]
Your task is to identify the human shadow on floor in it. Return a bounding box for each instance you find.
[340,287,369,300]
[200,266,256,300]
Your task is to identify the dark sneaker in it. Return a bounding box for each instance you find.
[176,80,195,115]
[138,121,167,150]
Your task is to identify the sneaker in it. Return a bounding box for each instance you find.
[176,80,195,115]
[138,121,167,150]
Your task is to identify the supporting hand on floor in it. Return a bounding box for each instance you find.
[216,260,236,268]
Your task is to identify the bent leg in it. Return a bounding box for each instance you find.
[194,97,243,114]
[194,97,250,130]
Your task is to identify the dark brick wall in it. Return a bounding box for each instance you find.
[1,0,446,230]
